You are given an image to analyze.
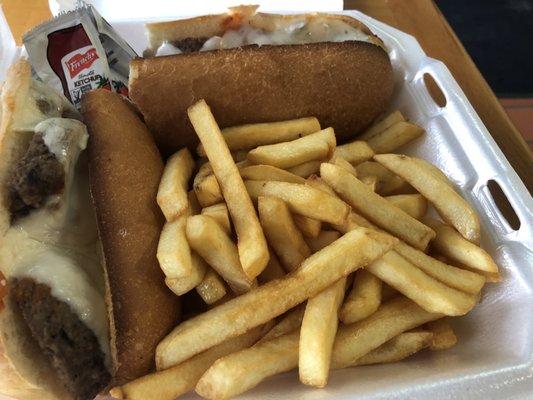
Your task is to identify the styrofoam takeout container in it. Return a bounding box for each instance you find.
[1,7,532,400]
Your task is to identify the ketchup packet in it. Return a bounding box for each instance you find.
[23,2,136,108]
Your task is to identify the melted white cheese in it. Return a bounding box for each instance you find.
[156,19,371,56]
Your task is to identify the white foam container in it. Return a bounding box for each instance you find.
[2,7,532,400]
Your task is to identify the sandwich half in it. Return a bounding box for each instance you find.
[130,6,394,156]
[0,60,181,400]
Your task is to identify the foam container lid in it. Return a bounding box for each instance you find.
[1,6,532,400]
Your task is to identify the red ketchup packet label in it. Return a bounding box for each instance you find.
[23,3,136,108]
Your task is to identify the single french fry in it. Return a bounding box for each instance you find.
[331,210,376,233]
[300,277,346,387]
[333,140,374,165]
[197,117,321,155]
[366,251,477,316]
[367,121,424,153]
[356,161,412,195]
[245,180,350,225]
[258,196,311,272]
[293,214,322,238]
[259,304,305,343]
[196,330,300,400]
[257,250,286,284]
[188,100,269,279]
[194,173,223,208]
[329,154,358,176]
[247,128,336,169]
[306,230,341,253]
[196,269,227,305]
[340,269,382,324]
[110,324,268,400]
[287,160,323,178]
[157,148,195,221]
[375,154,481,243]
[239,164,305,184]
[395,241,485,294]
[427,318,458,350]
[156,228,397,369]
[359,110,406,141]
[331,296,442,369]
[386,194,428,220]
[201,203,231,234]
[352,331,433,366]
[426,219,500,281]
[157,213,198,279]
[186,215,255,293]
[412,158,454,188]
[165,253,207,296]
[321,163,435,250]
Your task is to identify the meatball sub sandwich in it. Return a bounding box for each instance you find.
[130,6,394,155]
[0,61,180,400]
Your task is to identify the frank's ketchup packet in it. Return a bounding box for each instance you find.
[23,3,136,108]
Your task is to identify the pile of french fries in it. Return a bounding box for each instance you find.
[110,100,500,400]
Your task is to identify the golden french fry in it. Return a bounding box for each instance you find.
[395,241,485,294]
[186,215,255,293]
[356,161,412,195]
[157,213,198,279]
[340,269,382,324]
[386,194,428,220]
[196,330,300,400]
[333,140,374,165]
[321,163,435,250]
[239,164,305,184]
[196,269,228,305]
[245,180,350,225]
[299,278,346,387]
[367,121,424,154]
[293,214,322,238]
[258,196,311,272]
[366,251,477,316]
[359,110,405,141]
[197,117,321,155]
[331,296,442,369]
[329,154,358,176]
[287,160,323,178]
[188,100,269,279]
[257,250,286,284]
[157,148,195,221]
[427,318,458,350]
[201,203,232,234]
[352,331,433,366]
[259,304,305,343]
[156,228,397,369]
[375,154,480,243]
[165,253,207,296]
[306,230,341,253]
[194,173,223,208]
[412,158,454,187]
[110,324,268,400]
[247,128,336,169]
[426,219,500,281]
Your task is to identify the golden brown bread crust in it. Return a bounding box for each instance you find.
[129,41,394,155]
[81,90,181,385]
[146,7,384,52]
